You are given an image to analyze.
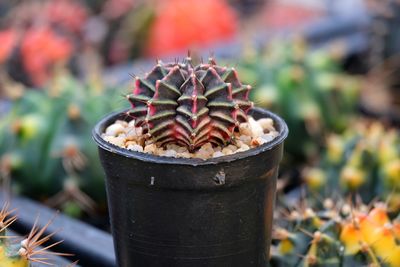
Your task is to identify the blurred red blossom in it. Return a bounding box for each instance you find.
[0,30,17,64]
[146,0,238,56]
[21,26,73,86]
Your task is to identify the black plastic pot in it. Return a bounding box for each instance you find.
[93,107,288,267]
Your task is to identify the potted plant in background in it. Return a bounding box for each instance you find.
[93,55,288,266]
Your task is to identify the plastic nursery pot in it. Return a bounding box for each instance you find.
[93,107,288,267]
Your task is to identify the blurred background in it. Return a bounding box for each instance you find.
[0,0,399,232]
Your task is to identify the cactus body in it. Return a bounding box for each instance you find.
[127,57,252,151]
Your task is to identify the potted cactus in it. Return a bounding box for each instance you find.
[93,56,288,266]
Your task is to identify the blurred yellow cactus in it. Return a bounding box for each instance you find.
[340,206,400,266]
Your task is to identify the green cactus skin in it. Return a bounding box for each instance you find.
[126,56,252,151]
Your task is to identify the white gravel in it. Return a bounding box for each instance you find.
[102,117,279,159]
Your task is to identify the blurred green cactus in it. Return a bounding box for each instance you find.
[303,120,400,212]
[0,73,126,217]
[236,39,360,164]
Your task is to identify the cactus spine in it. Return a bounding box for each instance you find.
[0,203,70,267]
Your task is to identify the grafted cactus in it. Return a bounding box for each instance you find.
[127,56,253,151]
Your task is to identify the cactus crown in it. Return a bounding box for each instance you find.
[127,56,253,152]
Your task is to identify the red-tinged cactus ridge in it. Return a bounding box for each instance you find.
[147,66,185,144]
[127,63,172,127]
[200,66,236,145]
[127,56,253,152]
[196,58,253,122]
[176,71,210,149]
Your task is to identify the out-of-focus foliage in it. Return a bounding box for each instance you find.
[0,73,127,217]
[303,121,400,212]
[0,0,88,87]
[362,0,400,121]
[107,0,238,62]
[0,0,240,86]
[0,26,74,87]
[236,39,361,165]
[367,0,400,66]
[271,199,400,267]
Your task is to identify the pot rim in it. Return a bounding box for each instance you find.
[92,107,288,166]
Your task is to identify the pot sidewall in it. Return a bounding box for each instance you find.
[94,108,288,267]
